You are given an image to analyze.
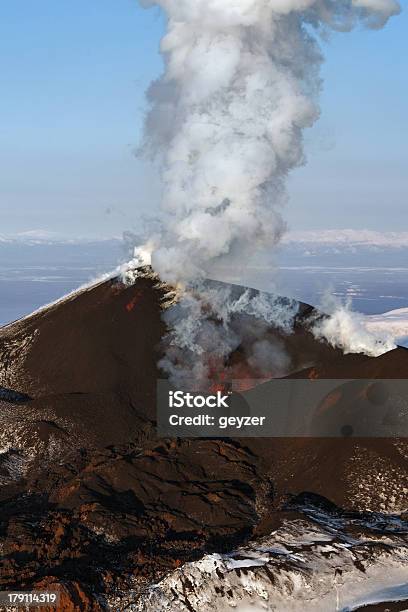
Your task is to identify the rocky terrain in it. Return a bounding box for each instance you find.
[0,268,407,610]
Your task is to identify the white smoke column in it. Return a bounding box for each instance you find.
[135,0,400,384]
[138,0,400,285]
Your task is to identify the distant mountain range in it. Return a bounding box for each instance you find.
[0,230,123,245]
[282,229,408,248]
[2,229,408,287]
[0,234,125,269]
[2,229,408,248]
[277,230,408,268]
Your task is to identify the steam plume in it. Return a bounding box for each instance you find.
[311,295,397,356]
[134,0,400,384]
[138,0,400,285]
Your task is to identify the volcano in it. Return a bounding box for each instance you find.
[0,268,407,610]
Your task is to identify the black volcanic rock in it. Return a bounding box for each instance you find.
[0,270,407,609]
[0,386,31,403]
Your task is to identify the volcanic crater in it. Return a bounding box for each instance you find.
[0,267,407,610]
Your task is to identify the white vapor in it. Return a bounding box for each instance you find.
[311,295,397,357]
[134,0,400,382]
[138,0,400,285]
[159,284,299,387]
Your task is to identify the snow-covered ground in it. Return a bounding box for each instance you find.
[365,308,408,348]
[120,508,408,612]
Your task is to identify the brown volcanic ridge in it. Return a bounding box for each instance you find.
[0,266,407,610]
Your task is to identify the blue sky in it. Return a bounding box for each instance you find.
[0,1,406,238]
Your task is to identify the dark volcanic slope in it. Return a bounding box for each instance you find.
[0,274,167,466]
[0,270,407,610]
[0,274,166,399]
